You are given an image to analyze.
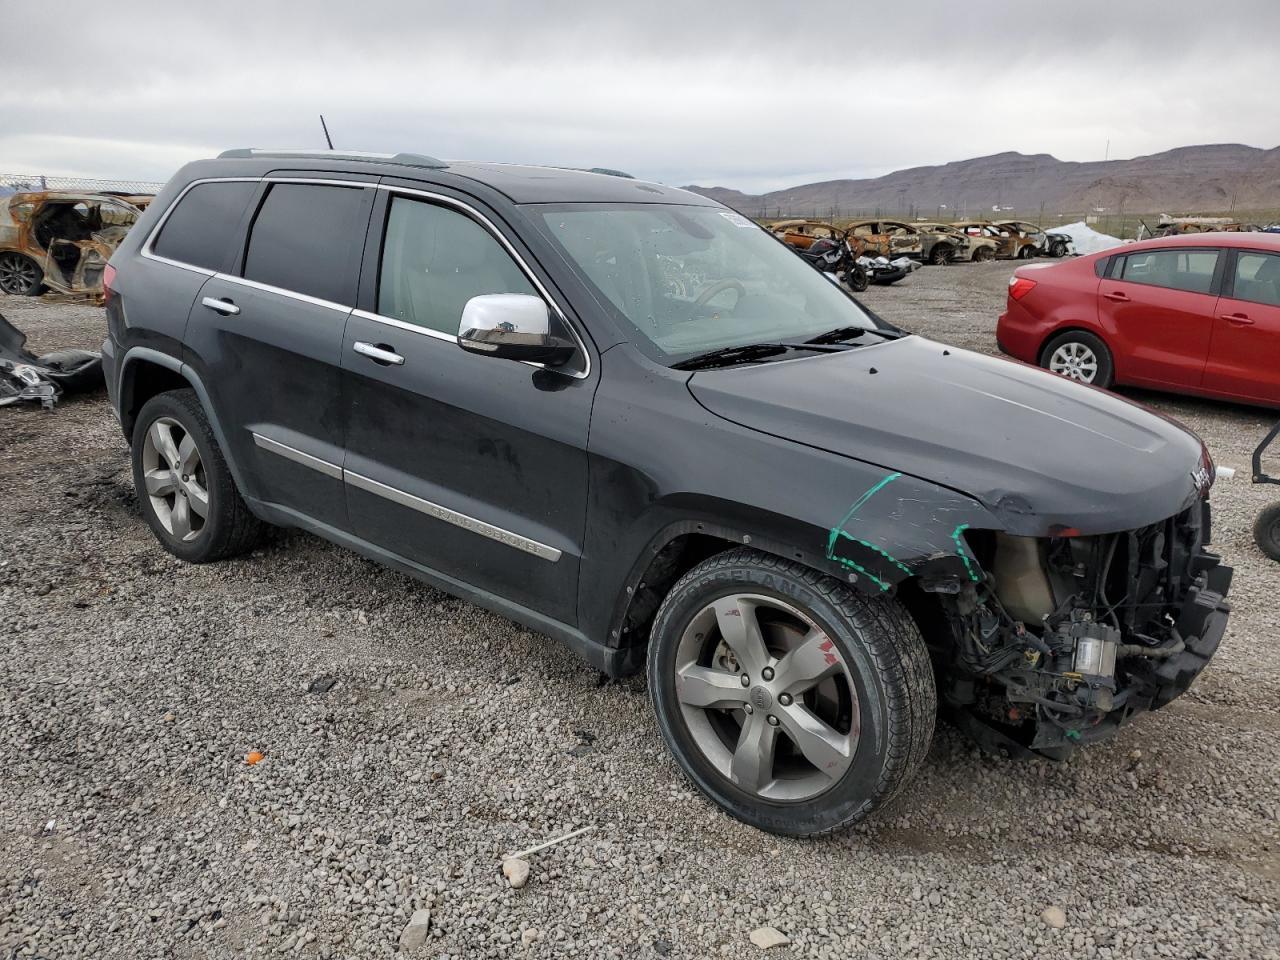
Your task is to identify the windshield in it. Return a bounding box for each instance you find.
[532,203,880,363]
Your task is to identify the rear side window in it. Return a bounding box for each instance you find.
[377,197,538,336]
[151,181,256,272]
[242,184,367,304]
[1231,252,1280,307]
[1119,249,1219,294]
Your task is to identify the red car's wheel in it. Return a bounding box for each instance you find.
[1040,330,1115,388]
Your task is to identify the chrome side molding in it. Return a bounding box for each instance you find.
[251,431,560,562]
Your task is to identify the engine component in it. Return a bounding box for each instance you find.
[992,533,1055,623]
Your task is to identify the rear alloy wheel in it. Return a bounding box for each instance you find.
[0,252,43,295]
[928,245,954,266]
[648,549,935,836]
[141,415,210,544]
[1041,330,1114,388]
[131,389,264,562]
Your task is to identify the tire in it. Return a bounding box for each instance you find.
[1254,502,1280,562]
[1017,244,1036,259]
[928,244,953,266]
[972,246,995,263]
[0,252,44,296]
[1049,240,1068,258]
[1039,329,1115,388]
[843,263,869,293]
[647,548,935,836]
[131,389,264,563]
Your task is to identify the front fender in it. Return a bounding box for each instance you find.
[580,345,1003,647]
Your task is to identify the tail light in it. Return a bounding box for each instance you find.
[1008,275,1037,301]
[102,263,117,305]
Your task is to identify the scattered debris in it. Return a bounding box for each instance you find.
[0,312,103,410]
[245,750,265,766]
[398,908,432,951]
[749,926,791,949]
[307,675,337,694]
[654,938,672,955]
[520,928,541,947]
[500,824,596,888]
[505,824,595,861]
[1041,906,1067,929]
[502,857,531,889]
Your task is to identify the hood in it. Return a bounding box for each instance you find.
[688,336,1205,536]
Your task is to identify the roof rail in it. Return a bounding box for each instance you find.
[216,148,448,169]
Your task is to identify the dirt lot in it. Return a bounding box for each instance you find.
[2,264,1278,959]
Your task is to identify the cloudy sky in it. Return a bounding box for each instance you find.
[3,0,1277,194]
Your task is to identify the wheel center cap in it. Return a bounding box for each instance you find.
[749,686,773,711]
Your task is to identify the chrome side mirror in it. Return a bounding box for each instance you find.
[457,294,575,366]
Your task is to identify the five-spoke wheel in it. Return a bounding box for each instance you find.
[649,549,935,836]
[141,416,210,542]
[131,389,264,562]
[673,593,857,801]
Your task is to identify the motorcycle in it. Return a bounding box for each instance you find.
[793,236,870,293]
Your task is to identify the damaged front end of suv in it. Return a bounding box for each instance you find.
[693,336,1233,762]
[932,496,1230,757]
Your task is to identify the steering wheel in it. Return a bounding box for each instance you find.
[693,278,746,310]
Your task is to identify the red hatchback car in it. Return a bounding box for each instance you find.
[998,232,1280,407]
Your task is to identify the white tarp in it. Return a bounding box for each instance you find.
[1045,221,1126,256]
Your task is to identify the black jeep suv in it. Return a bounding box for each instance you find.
[103,150,1232,836]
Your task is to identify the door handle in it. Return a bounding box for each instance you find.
[1102,291,1130,303]
[353,341,405,366]
[1221,312,1254,325]
[201,296,240,316]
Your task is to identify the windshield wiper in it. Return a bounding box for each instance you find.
[804,325,902,345]
[672,341,846,371]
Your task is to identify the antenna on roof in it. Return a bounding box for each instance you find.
[319,115,334,150]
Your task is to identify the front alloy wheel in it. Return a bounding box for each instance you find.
[673,593,857,801]
[648,549,935,836]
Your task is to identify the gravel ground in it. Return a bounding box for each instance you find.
[2,267,1278,960]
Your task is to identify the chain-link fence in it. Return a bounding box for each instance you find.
[0,173,165,196]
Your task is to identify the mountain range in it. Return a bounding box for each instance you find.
[685,144,1280,218]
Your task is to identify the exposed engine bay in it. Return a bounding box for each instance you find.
[936,500,1232,757]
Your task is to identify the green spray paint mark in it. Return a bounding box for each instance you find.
[826,472,901,556]
[828,553,890,592]
[834,532,912,577]
[951,523,981,582]
[825,471,903,590]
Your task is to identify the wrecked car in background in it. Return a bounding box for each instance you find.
[997,220,1074,258]
[953,221,1041,260]
[0,191,143,299]
[846,220,925,260]
[917,222,997,262]
[915,223,973,265]
[766,219,846,250]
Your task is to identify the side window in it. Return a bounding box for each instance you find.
[1231,252,1280,307]
[377,197,538,336]
[151,181,257,271]
[1120,249,1219,294]
[242,183,367,304]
